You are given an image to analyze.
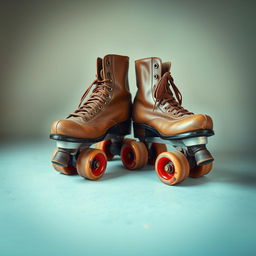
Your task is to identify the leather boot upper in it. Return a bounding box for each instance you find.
[51,54,132,139]
[132,57,213,136]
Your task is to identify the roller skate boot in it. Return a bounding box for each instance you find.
[124,57,214,185]
[50,54,132,180]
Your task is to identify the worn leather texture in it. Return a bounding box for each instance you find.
[51,54,132,139]
[132,57,213,136]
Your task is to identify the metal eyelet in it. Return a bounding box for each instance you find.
[108,87,113,91]
[104,101,108,104]
[99,106,103,109]
[154,74,159,79]
[154,63,159,69]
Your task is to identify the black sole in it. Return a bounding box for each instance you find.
[133,122,214,141]
[50,119,131,143]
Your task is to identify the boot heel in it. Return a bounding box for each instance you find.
[133,123,157,140]
[108,119,131,136]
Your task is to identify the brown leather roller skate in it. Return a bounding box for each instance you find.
[129,57,214,185]
[50,54,132,180]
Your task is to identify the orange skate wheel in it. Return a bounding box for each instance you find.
[76,148,107,180]
[52,148,77,175]
[123,138,135,144]
[95,140,114,160]
[148,143,167,165]
[155,151,189,185]
[189,162,213,178]
[121,140,148,170]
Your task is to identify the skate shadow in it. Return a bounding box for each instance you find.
[178,176,211,187]
[210,166,256,189]
[101,165,139,180]
[110,157,121,162]
[178,166,256,188]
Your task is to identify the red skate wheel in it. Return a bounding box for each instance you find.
[189,162,213,178]
[52,148,77,175]
[77,148,107,180]
[148,143,167,165]
[95,140,114,160]
[121,140,148,170]
[155,151,189,185]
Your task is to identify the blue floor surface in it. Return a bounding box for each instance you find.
[0,140,255,256]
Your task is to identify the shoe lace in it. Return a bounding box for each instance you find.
[69,75,112,119]
[153,72,192,117]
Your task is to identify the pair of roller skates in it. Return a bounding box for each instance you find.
[50,55,214,185]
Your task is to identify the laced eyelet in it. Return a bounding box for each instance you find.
[104,101,107,104]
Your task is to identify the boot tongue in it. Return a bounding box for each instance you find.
[154,62,172,100]
[162,62,171,75]
[99,69,104,80]
[96,57,103,80]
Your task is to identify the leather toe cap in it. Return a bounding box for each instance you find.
[159,114,213,136]
[178,114,213,132]
[50,119,103,139]
[204,114,213,130]
[50,120,84,138]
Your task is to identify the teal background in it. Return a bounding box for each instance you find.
[0,0,256,255]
